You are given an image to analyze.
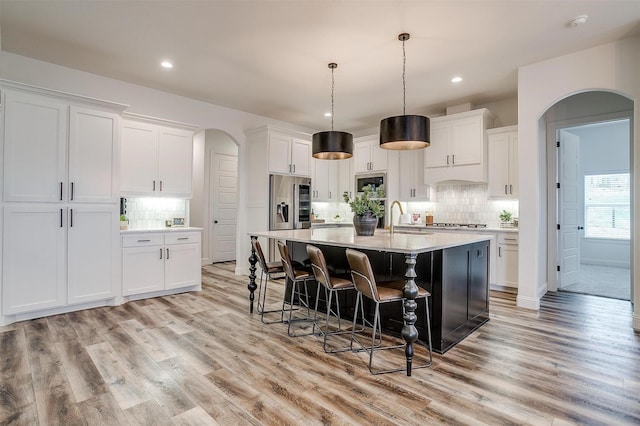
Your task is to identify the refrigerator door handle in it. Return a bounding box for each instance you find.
[292,184,298,229]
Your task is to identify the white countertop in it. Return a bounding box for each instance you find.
[393,224,519,233]
[120,226,203,234]
[250,227,491,254]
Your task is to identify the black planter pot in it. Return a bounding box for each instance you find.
[353,213,378,236]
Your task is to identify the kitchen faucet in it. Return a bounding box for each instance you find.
[389,200,404,234]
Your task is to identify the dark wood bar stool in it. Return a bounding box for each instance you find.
[277,241,315,337]
[345,248,433,375]
[306,244,363,353]
[251,238,287,324]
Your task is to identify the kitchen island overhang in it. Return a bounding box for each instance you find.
[247,228,492,375]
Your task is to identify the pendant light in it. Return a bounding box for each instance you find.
[379,33,430,150]
[312,62,353,159]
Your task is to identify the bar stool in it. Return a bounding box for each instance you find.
[306,244,363,353]
[345,248,433,375]
[251,238,287,324]
[277,241,315,337]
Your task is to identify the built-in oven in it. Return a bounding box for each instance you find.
[355,172,386,196]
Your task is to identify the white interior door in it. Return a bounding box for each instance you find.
[558,129,581,288]
[209,152,238,262]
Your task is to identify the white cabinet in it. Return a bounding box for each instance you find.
[497,232,518,289]
[399,150,435,201]
[3,90,119,203]
[312,158,352,201]
[120,118,194,197]
[2,205,118,314]
[268,131,311,177]
[424,108,494,183]
[354,136,388,173]
[122,231,201,296]
[488,126,519,199]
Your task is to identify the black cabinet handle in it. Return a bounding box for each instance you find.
[60,209,63,227]
[70,209,73,227]
[70,182,74,200]
[60,182,63,201]
[166,248,169,259]
[160,248,163,259]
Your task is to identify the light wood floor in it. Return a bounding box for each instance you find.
[1,262,639,425]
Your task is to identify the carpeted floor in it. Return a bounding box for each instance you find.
[561,264,631,300]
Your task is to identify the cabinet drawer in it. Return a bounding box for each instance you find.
[165,232,201,245]
[122,233,164,247]
[498,233,519,245]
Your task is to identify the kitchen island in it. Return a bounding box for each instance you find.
[247,228,492,375]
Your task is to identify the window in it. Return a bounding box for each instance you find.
[584,172,630,239]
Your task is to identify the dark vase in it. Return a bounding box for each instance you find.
[353,213,378,236]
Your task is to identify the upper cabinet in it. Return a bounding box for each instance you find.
[120,116,195,197]
[399,150,435,201]
[487,126,518,199]
[424,108,494,183]
[312,157,352,201]
[2,88,121,203]
[354,136,388,173]
[268,131,311,177]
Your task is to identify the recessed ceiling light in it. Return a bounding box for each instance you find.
[161,60,173,69]
[324,112,332,117]
[568,14,588,27]
[451,76,463,84]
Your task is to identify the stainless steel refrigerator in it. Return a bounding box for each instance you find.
[269,174,312,260]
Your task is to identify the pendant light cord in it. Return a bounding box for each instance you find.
[402,36,406,116]
[331,65,335,131]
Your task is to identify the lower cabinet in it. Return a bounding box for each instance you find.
[122,231,201,296]
[2,204,118,315]
[497,233,519,289]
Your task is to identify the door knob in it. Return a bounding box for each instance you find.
[214,220,218,224]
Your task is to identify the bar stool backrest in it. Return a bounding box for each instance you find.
[345,248,380,302]
[251,239,269,272]
[277,240,296,281]
[306,245,331,288]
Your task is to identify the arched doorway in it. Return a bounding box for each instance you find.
[544,91,634,300]
[191,129,239,263]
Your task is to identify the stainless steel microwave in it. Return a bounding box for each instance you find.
[355,172,386,196]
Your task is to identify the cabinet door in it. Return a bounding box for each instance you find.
[121,120,158,195]
[268,133,292,174]
[369,142,388,172]
[451,116,483,166]
[122,245,164,295]
[158,126,194,196]
[337,158,353,200]
[69,107,119,203]
[2,205,66,314]
[488,134,510,197]
[497,243,518,288]
[353,142,372,173]
[468,241,489,319]
[290,138,311,176]
[67,206,118,304]
[312,159,330,201]
[508,135,519,197]
[164,243,201,289]
[425,123,450,169]
[3,91,68,202]
[399,151,415,199]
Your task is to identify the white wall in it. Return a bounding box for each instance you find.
[518,35,639,330]
[0,51,316,277]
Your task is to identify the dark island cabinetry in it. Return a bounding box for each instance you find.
[431,240,490,353]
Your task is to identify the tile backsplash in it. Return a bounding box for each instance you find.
[124,197,189,230]
[312,183,519,228]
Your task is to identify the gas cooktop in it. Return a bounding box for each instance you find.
[425,223,487,228]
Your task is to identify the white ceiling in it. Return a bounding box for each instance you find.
[1,1,639,132]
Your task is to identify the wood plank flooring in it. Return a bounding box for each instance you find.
[1,262,639,425]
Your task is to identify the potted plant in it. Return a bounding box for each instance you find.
[120,214,128,230]
[343,184,385,236]
[499,210,512,227]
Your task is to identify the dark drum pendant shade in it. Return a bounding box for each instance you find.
[312,130,354,160]
[379,115,430,150]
